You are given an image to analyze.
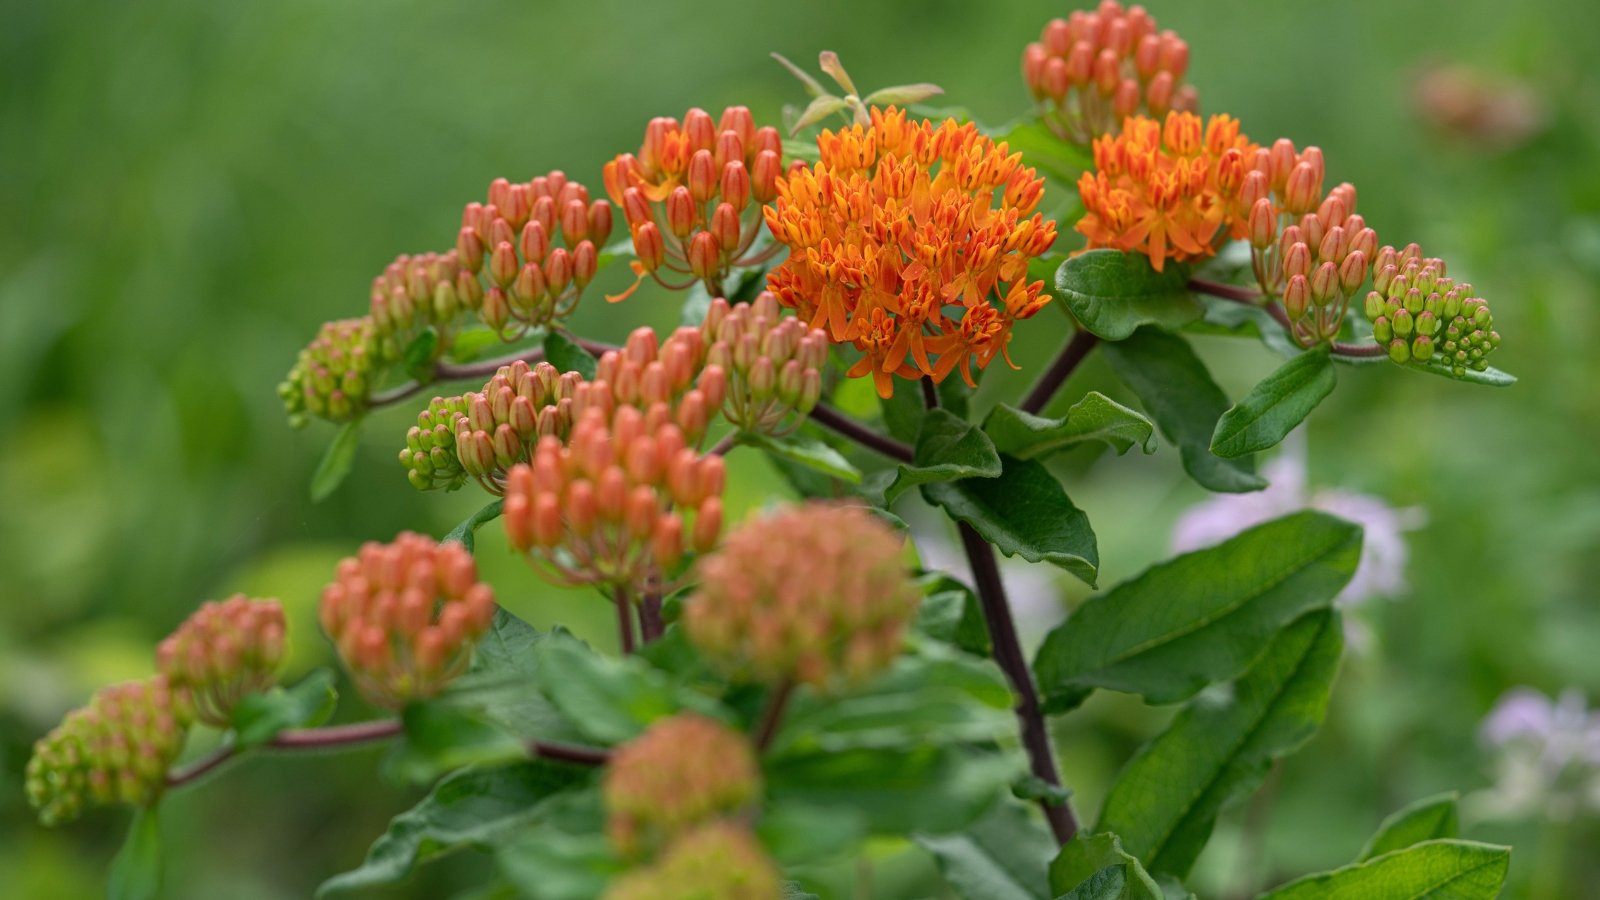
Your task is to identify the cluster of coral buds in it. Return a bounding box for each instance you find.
[319,532,497,709]
[25,677,192,826]
[764,107,1057,398]
[703,293,827,435]
[157,595,287,727]
[457,172,613,336]
[604,106,790,298]
[600,715,777,899]
[685,502,918,689]
[1022,1,1196,144]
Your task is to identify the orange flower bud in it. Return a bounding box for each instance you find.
[687,231,720,280]
[665,186,696,238]
[710,202,741,252]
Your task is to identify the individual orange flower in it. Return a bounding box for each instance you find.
[1075,111,1255,272]
[764,107,1057,398]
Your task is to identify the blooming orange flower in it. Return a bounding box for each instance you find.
[763,107,1057,398]
[1075,111,1255,272]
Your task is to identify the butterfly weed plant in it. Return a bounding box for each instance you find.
[27,3,1517,897]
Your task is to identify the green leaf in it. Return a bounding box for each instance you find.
[1258,839,1511,899]
[1211,347,1336,458]
[318,761,591,896]
[443,498,506,553]
[454,610,586,745]
[108,807,163,900]
[914,573,992,657]
[383,701,529,785]
[1102,328,1266,492]
[783,883,823,900]
[916,799,1057,900]
[984,393,1155,459]
[447,327,521,363]
[771,646,1015,754]
[1194,294,1303,359]
[1049,833,1164,900]
[758,801,870,865]
[766,745,1020,836]
[739,430,862,484]
[1358,793,1461,862]
[1034,511,1360,711]
[1098,611,1344,878]
[1404,359,1517,387]
[875,408,1003,504]
[230,668,337,749]
[496,822,620,900]
[534,634,712,744]
[402,328,440,381]
[310,417,365,502]
[1056,251,1203,341]
[988,118,1094,186]
[543,331,598,380]
[922,454,1098,587]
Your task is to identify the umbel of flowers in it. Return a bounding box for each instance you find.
[156,595,287,727]
[764,107,1057,397]
[703,293,827,435]
[318,532,498,708]
[603,822,780,900]
[1022,1,1197,144]
[602,714,762,858]
[685,502,919,688]
[25,677,192,826]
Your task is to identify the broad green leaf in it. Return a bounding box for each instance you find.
[230,668,336,749]
[1211,347,1336,458]
[1056,251,1202,341]
[1358,793,1461,862]
[446,327,520,362]
[922,454,1099,587]
[109,807,163,900]
[402,328,440,381]
[453,610,586,745]
[876,408,1003,504]
[917,799,1056,900]
[1049,832,1163,900]
[1035,510,1359,711]
[543,331,598,379]
[1258,839,1511,900]
[766,745,1020,836]
[914,573,992,657]
[1098,611,1344,878]
[878,377,971,443]
[1404,359,1517,387]
[984,393,1155,460]
[496,824,619,900]
[310,417,365,502]
[988,118,1094,186]
[739,431,862,484]
[771,646,1014,755]
[318,761,590,896]
[443,498,505,553]
[383,701,528,785]
[1194,295,1303,359]
[534,634,713,744]
[1101,328,1266,492]
[758,801,869,865]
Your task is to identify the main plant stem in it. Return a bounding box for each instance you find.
[615,586,636,655]
[918,378,1078,842]
[1019,329,1099,414]
[808,403,914,463]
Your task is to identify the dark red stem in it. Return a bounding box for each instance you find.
[806,404,914,464]
[1186,277,1390,360]
[1019,329,1100,415]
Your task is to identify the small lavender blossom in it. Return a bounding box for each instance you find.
[1472,687,1600,821]
[1171,436,1424,609]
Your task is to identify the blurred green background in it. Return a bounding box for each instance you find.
[4,0,1598,896]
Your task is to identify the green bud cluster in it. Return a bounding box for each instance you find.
[400,360,582,493]
[25,677,193,826]
[702,292,827,436]
[1362,244,1500,374]
[278,317,378,427]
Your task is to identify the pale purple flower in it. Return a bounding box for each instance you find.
[1472,687,1600,821]
[1170,433,1424,609]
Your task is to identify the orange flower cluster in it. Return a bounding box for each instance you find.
[457,172,613,336]
[1076,111,1254,273]
[602,714,761,858]
[764,107,1057,398]
[318,533,497,708]
[605,106,789,299]
[685,502,918,688]
[156,595,287,727]
[1022,1,1197,144]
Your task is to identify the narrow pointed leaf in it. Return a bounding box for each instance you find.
[792,94,851,134]
[741,430,863,484]
[109,807,163,900]
[443,498,505,553]
[1056,251,1202,341]
[916,799,1056,900]
[1404,359,1517,387]
[984,393,1155,459]
[864,83,945,107]
[922,454,1098,587]
[1098,611,1344,878]
[1211,347,1336,458]
[1358,793,1461,862]
[1258,839,1510,899]
[1034,511,1359,711]
[310,417,365,502]
[771,52,827,97]
[1102,328,1266,492]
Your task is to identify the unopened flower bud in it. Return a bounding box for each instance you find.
[156,595,286,727]
[1283,274,1310,322]
[603,714,759,858]
[688,231,720,280]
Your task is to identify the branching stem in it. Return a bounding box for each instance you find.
[1186,277,1389,360]
[806,404,914,463]
[1019,329,1099,414]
